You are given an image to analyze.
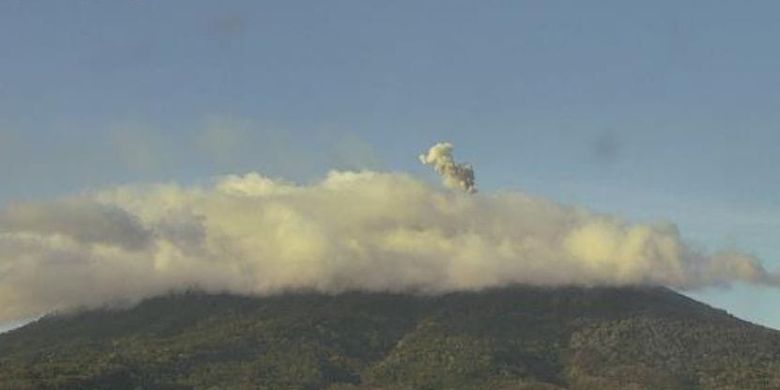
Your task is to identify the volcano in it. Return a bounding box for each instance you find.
[1,286,778,389]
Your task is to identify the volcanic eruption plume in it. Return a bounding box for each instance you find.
[419,142,476,193]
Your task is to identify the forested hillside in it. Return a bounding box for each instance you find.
[1,286,779,389]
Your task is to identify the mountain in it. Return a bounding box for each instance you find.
[1,286,779,389]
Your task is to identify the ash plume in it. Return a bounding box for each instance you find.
[419,142,476,193]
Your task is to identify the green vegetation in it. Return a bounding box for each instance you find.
[1,286,778,389]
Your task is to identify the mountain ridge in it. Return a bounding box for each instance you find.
[1,286,779,389]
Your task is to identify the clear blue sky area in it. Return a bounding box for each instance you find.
[1,1,779,329]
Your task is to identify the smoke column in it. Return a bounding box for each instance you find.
[419,142,476,193]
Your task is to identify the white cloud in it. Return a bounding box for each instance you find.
[0,169,776,322]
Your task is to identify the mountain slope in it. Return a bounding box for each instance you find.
[1,286,779,389]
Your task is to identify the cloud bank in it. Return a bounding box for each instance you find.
[0,153,778,321]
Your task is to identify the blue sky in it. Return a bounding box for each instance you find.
[1,1,779,329]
